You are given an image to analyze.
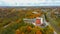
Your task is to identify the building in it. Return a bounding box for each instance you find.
[23,17,43,26]
[35,17,43,26]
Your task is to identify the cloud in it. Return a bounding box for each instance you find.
[0,0,60,6]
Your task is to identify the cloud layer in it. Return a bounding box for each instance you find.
[0,0,60,6]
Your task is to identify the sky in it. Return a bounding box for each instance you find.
[0,0,60,6]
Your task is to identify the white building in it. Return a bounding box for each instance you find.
[23,17,44,26]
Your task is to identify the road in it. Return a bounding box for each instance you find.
[48,17,60,34]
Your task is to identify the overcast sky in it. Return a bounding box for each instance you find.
[0,0,60,6]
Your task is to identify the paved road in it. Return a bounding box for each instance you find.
[48,17,60,34]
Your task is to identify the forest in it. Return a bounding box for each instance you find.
[0,8,60,34]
